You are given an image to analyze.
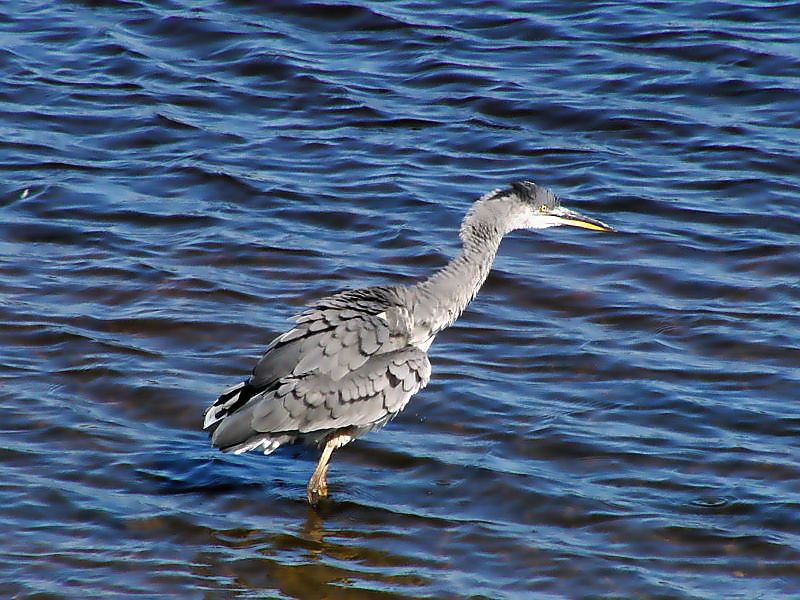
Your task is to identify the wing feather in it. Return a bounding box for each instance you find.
[250,287,409,388]
[210,347,431,451]
[205,286,430,453]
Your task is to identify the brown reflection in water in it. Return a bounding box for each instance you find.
[197,508,432,599]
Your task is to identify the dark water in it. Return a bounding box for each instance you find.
[2,1,800,598]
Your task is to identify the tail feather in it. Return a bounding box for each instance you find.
[205,379,293,456]
[203,381,248,430]
[226,435,289,455]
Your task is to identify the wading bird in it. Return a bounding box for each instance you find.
[203,181,613,504]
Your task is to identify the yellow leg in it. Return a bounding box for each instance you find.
[306,433,352,505]
[307,439,335,505]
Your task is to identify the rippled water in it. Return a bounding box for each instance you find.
[3,1,800,598]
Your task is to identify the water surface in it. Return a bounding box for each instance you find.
[2,1,799,598]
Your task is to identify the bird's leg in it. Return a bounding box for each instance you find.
[307,439,336,505]
[307,433,352,505]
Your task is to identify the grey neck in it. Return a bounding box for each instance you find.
[410,221,504,335]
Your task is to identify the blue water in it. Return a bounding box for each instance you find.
[2,1,799,598]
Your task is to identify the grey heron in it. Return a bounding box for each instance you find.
[203,181,613,504]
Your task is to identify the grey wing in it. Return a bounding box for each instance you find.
[203,286,412,431]
[210,347,431,452]
[253,286,410,386]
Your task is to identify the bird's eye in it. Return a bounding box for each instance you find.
[539,205,549,213]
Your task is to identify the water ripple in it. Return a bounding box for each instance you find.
[2,0,799,598]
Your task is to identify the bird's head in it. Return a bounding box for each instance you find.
[506,180,614,232]
[460,180,614,243]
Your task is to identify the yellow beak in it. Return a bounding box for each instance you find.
[551,207,614,232]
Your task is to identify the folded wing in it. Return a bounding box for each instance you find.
[203,286,428,452]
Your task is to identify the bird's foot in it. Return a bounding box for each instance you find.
[307,476,328,505]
